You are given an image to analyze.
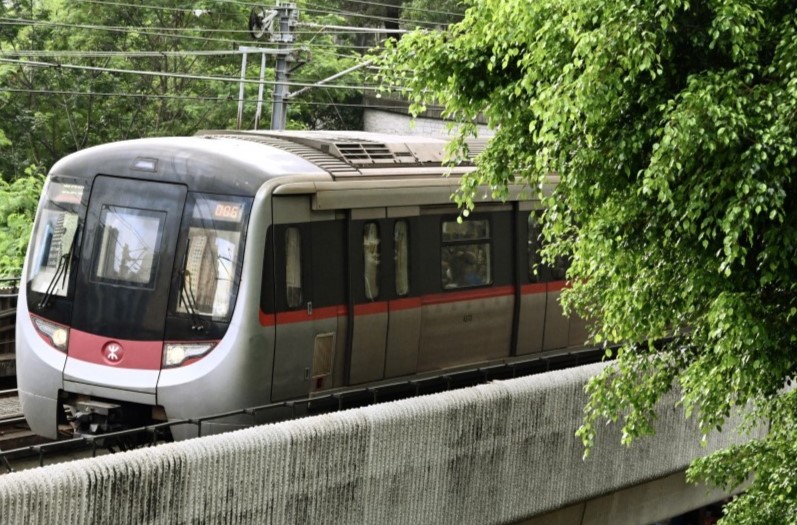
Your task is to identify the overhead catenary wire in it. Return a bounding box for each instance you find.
[0,17,400,50]
[0,17,247,45]
[70,0,216,14]
[313,0,465,18]
[301,5,441,29]
[70,0,464,20]
[0,49,281,59]
[0,57,393,92]
[16,20,373,36]
[0,87,413,111]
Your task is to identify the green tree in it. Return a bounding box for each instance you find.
[0,1,378,176]
[0,166,43,276]
[374,1,797,523]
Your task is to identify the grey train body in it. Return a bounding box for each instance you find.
[16,130,586,440]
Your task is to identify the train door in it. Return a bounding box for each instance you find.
[516,204,587,353]
[66,176,187,392]
[516,205,549,355]
[270,196,343,401]
[347,209,390,385]
[383,209,421,378]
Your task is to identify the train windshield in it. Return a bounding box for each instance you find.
[175,194,250,322]
[27,179,85,298]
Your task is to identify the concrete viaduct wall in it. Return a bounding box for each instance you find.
[0,363,755,524]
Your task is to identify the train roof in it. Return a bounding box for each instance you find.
[48,130,487,197]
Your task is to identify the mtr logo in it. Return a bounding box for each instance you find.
[102,341,125,364]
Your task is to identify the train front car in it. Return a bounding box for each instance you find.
[16,136,327,439]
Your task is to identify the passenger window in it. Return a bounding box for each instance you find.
[528,212,543,283]
[93,206,165,288]
[394,220,409,296]
[363,222,380,300]
[551,255,570,281]
[441,219,491,289]
[285,227,302,308]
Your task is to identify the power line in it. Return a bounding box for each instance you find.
[319,0,464,18]
[301,5,440,29]
[0,49,277,59]
[0,17,246,45]
[0,17,405,49]
[0,87,412,111]
[298,21,408,34]
[0,57,391,92]
[71,0,212,14]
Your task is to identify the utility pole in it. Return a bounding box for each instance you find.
[245,2,298,131]
[270,2,297,130]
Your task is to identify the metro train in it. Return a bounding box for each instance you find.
[16,130,588,440]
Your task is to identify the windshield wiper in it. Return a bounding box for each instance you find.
[38,223,80,309]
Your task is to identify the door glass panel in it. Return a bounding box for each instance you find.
[93,206,165,288]
[394,220,409,296]
[363,222,380,300]
[285,227,302,308]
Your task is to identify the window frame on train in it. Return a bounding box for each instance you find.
[440,217,493,289]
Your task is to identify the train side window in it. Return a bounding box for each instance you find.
[394,220,410,296]
[363,222,380,300]
[285,227,302,308]
[551,255,570,281]
[441,219,492,289]
[528,212,543,283]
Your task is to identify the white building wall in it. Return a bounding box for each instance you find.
[364,108,493,137]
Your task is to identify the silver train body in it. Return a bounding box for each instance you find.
[16,131,587,439]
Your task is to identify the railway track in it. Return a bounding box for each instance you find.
[0,389,52,468]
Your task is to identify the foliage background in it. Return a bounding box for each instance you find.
[374,0,797,523]
[0,0,464,275]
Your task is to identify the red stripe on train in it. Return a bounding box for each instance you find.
[422,285,515,306]
[259,281,567,326]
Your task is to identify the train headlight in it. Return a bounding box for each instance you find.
[162,342,217,368]
[31,315,70,352]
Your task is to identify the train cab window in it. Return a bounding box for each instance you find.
[27,180,84,297]
[394,220,410,296]
[285,227,303,308]
[441,219,492,289]
[93,206,165,288]
[363,222,380,300]
[176,194,250,321]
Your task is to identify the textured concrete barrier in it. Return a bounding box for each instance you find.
[0,363,754,524]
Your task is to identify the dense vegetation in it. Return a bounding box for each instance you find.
[374,1,797,523]
[0,0,464,275]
